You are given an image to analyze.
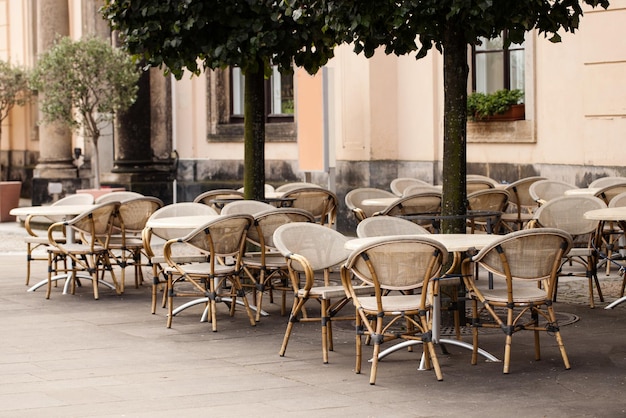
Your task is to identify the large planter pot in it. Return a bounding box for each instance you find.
[0,181,22,222]
[478,104,526,122]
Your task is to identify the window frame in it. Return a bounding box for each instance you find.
[471,30,525,93]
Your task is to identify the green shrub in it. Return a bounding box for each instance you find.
[467,89,524,120]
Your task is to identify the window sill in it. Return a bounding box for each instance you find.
[207,122,296,143]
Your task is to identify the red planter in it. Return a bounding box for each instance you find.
[0,181,22,222]
[478,104,525,122]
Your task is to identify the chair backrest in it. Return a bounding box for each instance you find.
[467,174,500,187]
[281,187,338,227]
[402,184,442,197]
[471,228,572,284]
[344,187,397,221]
[377,192,442,218]
[95,191,144,204]
[193,189,244,213]
[532,195,606,236]
[274,182,322,193]
[344,236,448,292]
[65,202,121,246]
[273,222,351,272]
[466,178,495,194]
[529,180,577,205]
[505,176,547,210]
[248,208,316,250]
[220,199,276,216]
[594,183,626,205]
[389,177,431,196]
[114,196,164,233]
[608,191,626,208]
[177,214,254,267]
[356,215,430,238]
[588,176,626,188]
[467,189,510,213]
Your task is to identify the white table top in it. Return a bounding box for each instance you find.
[145,215,221,240]
[10,204,94,218]
[584,207,626,221]
[361,197,400,207]
[345,233,501,252]
[564,188,599,196]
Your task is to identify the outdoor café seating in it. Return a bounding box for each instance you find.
[344,187,397,223]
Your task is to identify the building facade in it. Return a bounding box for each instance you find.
[2,1,625,231]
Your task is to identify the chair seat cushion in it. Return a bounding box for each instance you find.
[299,285,372,300]
[242,253,287,269]
[357,294,429,312]
[165,262,236,276]
[25,236,65,244]
[473,284,547,303]
[48,243,106,254]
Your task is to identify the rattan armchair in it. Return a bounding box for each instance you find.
[500,176,546,231]
[108,197,164,293]
[220,199,276,216]
[94,191,144,203]
[344,187,397,222]
[356,215,430,238]
[46,201,121,300]
[192,189,244,214]
[466,189,510,233]
[22,193,94,286]
[241,208,316,321]
[143,203,218,313]
[528,179,578,206]
[163,214,256,331]
[389,177,431,196]
[529,195,607,307]
[373,192,442,231]
[341,235,448,384]
[462,228,573,374]
[281,187,338,227]
[273,222,370,363]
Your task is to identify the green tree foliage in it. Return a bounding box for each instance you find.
[103,0,339,200]
[30,36,140,189]
[0,59,31,179]
[324,0,609,232]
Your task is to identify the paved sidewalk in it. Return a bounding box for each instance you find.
[0,220,625,417]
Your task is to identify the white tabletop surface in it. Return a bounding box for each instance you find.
[564,188,599,196]
[361,197,400,207]
[9,204,94,218]
[344,233,501,252]
[145,215,220,229]
[584,207,626,221]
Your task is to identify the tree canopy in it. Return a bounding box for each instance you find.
[30,36,140,188]
[103,0,341,200]
[324,0,609,232]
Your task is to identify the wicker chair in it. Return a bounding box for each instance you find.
[593,182,626,205]
[599,191,626,278]
[22,193,94,286]
[529,195,607,307]
[389,177,431,196]
[45,201,121,300]
[142,203,219,313]
[237,184,276,194]
[356,215,430,238]
[108,197,164,293]
[373,192,442,231]
[462,228,573,374]
[163,214,256,331]
[281,187,338,227]
[588,176,626,188]
[193,189,244,214]
[341,235,448,384]
[220,199,276,216]
[500,176,547,231]
[240,208,316,321]
[273,222,371,363]
[402,184,442,197]
[466,174,500,187]
[466,178,495,194]
[466,189,510,233]
[529,179,578,206]
[94,191,144,204]
[344,187,397,222]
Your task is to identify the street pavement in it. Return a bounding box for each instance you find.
[0,219,625,417]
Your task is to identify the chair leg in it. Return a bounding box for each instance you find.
[321,299,330,364]
[355,311,363,375]
[547,305,571,370]
[166,272,174,328]
[279,297,306,357]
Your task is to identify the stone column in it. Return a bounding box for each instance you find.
[32,0,84,204]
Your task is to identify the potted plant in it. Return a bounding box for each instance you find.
[30,36,140,190]
[467,89,525,121]
[0,59,32,221]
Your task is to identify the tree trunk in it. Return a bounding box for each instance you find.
[91,137,101,190]
[441,22,469,234]
[243,63,266,201]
